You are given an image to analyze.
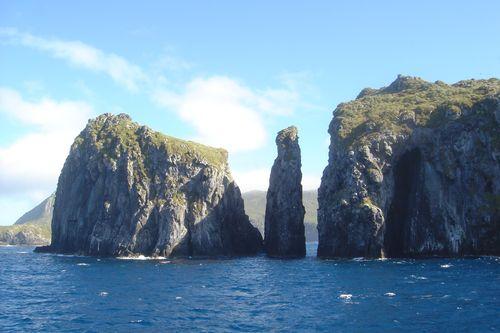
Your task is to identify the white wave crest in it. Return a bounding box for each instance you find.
[339,294,352,300]
[117,255,167,260]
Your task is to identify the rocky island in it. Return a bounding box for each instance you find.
[36,114,263,257]
[318,76,500,258]
[264,126,306,257]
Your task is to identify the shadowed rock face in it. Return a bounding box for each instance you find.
[36,113,262,257]
[265,126,306,258]
[318,76,500,258]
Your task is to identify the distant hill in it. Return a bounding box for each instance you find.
[0,194,54,246]
[242,190,318,242]
[15,194,55,225]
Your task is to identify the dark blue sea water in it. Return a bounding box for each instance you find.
[1,243,499,332]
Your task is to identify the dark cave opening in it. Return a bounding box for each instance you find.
[384,148,423,257]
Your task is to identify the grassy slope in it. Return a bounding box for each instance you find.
[76,113,228,168]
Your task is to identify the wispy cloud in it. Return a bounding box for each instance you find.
[0,87,93,198]
[0,27,147,91]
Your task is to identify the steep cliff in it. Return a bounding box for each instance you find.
[318,76,500,258]
[265,126,305,257]
[36,113,262,257]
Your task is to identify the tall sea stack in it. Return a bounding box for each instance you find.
[36,113,263,257]
[318,76,500,258]
[265,126,306,258]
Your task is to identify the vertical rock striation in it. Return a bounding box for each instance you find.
[318,76,500,258]
[36,113,262,257]
[265,126,306,257]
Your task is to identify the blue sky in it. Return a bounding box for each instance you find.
[0,1,499,225]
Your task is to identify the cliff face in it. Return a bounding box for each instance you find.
[36,113,262,257]
[318,76,500,258]
[265,126,306,257]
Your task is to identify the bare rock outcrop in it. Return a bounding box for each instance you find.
[265,126,306,257]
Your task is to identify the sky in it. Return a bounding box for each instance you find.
[0,1,499,225]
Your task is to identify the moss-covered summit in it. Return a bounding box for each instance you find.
[276,126,298,143]
[334,75,500,147]
[73,113,228,167]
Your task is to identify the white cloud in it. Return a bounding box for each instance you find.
[0,87,93,198]
[153,76,267,152]
[153,76,300,152]
[302,174,321,190]
[233,168,320,192]
[232,168,270,192]
[0,28,146,91]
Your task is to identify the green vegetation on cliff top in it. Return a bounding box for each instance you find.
[335,76,500,147]
[73,113,228,167]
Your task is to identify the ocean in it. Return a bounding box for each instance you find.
[1,243,499,332]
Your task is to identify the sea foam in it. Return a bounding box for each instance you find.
[117,255,167,260]
[339,294,352,300]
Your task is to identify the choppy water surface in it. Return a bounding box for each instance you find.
[1,243,499,332]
